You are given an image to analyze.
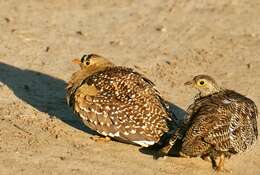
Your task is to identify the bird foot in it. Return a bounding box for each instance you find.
[90,136,111,143]
[215,167,232,174]
[211,154,231,174]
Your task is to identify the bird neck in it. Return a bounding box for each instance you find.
[197,86,224,98]
[70,63,114,86]
[83,63,113,74]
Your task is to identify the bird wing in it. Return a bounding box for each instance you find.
[181,98,222,156]
[72,67,171,147]
[217,91,258,152]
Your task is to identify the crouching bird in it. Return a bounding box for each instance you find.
[160,75,258,171]
[66,54,175,147]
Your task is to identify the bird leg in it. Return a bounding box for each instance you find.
[211,154,231,173]
[90,136,111,143]
[216,154,225,171]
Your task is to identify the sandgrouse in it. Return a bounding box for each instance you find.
[161,75,258,171]
[66,54,175,147]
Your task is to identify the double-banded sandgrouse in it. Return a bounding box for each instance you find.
[66,54,175,147]
[161,75,258,171]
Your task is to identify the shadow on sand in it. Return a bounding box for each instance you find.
[0,62,96,135]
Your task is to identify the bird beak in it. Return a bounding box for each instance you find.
[184,80,193,86]
[72,58,81,65]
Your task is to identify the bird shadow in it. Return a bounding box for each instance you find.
[139,100,188,157]
[0,62,96,135]
[165,100,188,126]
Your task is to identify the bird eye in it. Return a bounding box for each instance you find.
[85,61,90,65]
[199,80,205,85]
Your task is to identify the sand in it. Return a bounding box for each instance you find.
[0,0,260,174]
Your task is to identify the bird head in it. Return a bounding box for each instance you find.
[184,75,223,97]
[72,54,114,69]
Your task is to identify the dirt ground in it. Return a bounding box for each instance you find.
[0,0,260,174]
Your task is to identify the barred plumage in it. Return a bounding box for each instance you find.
[66,54,174,147]
[182,90,258,152]
[162,75,258,171]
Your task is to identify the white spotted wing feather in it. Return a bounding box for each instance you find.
[67,67,172,147]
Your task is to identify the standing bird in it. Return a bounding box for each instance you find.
[66,54,175,147]
[160,75,258,171]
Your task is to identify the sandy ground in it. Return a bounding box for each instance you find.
[0,0,260,174]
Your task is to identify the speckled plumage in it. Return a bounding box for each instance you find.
[166,75,258,171]
[66,54,174,147]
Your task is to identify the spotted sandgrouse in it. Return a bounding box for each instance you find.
[161,75,258,171]
[66,54,175,147]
